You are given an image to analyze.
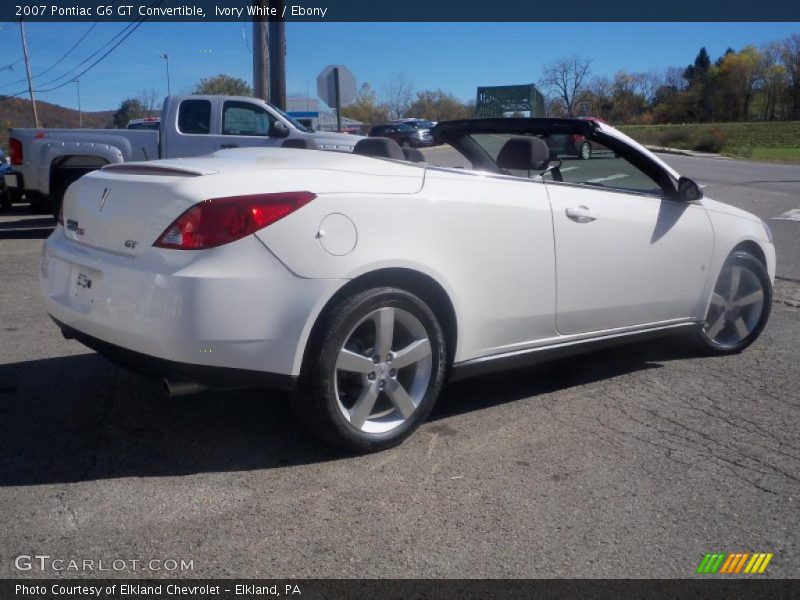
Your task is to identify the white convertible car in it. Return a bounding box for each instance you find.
[40,118,775,451]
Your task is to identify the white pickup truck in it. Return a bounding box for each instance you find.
[5,94,361,216]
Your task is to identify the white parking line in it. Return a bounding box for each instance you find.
[560,166,579,172]
[772,208,800,221]
[585,173,629,183]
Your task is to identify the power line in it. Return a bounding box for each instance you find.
[36,21,140,89]
[1,1,163,99]
[0,22,98,90]
[0,57,25,72]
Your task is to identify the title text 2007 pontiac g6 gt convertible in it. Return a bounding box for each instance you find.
[40,118,775,451]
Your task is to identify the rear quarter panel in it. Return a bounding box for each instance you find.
[257,168,558,363]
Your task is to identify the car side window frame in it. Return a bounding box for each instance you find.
[221,100,277,137]
[177,99,212,135]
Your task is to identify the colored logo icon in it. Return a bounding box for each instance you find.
[697,552,773,574]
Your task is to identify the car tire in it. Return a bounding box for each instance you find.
[294,286,447,452]
[0,188,10,211]
[579,142,592,160]
[693,251,772,355]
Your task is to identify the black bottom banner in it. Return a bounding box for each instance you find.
[2,579,799,600]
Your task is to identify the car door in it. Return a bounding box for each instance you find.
[543,142,713,335]
[216,100,281,151]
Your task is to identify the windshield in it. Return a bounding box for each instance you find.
[271,105,311,133]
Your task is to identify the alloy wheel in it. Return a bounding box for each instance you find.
[334,307,433,433]
[703,263,765,349]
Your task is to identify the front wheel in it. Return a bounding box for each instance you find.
[294,287,447,452]
[694,251,772,354]
[578,141,592,160]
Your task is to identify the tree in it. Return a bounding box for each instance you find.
[539,55,593,117]
[759,42,788,120]
[382,74,414,120]
[341,83,390,125]
[136,88,159,116]
[716,46,762,121]
[683,48,715,122]
[405,90,473,121]
[194,74,252,96]
[779,34,800,119]
[113,98,145,128]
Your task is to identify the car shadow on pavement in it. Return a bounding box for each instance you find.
[0,215,54,240]
[434,337,687,421]
[0,338,691,486]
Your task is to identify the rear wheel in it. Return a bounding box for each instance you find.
[694,251,772,354]
[579,142,592,160]
[294,287,447,452]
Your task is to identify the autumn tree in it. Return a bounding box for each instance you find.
[341,83,390,125]
[406,90,473,121]
[194,74,252,96]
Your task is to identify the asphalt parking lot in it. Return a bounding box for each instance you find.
[0,153,798,579]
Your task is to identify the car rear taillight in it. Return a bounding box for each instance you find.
[153,191,316,250]
[9,138,22,165]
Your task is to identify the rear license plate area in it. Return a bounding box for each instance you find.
[71,265,101,312]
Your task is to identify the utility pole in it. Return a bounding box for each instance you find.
[73,78,82,128]
[252,0,269,101]
[334,67,342,132]
[268,0,286,110]
[19,19,39,128]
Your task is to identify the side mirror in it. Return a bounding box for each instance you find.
[271,121,290,138]
[677,176,703,201]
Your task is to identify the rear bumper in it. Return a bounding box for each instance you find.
[40,227,342,379]
[54,317,297,390]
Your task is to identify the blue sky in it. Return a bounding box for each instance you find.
[0,21,798,112]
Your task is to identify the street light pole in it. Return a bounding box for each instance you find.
[159,53,170,96]
[73,78,82,128]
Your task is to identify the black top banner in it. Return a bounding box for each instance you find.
[4,0,800,22]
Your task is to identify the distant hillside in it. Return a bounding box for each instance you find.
[0,96,115,151]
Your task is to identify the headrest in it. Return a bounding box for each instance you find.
[496,136,550,171]
[353,137,405,160]
[402,147,425,163]
[281,138,320,150]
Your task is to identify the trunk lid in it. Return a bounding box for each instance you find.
[61,149,424,257]
[62,164,212,257]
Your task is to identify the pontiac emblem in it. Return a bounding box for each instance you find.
[99,187,110,212]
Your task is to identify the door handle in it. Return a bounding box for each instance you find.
[220,143,239,149]
[565,205,598,223]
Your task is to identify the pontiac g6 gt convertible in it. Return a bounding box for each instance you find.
[40,118,775,451]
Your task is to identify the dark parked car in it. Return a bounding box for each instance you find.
[369,123,434,148]
[392,118,436,133]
